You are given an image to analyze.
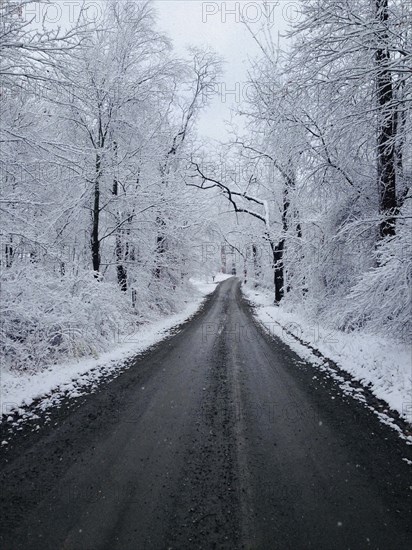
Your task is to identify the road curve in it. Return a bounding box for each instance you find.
[1,277,411,549]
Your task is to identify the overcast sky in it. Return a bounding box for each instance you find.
[34,0,296,142]
[155,1,294,142]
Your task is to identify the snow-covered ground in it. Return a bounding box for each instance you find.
[243,287,412,426]
[189,272,233,294]
[1,279,218,427]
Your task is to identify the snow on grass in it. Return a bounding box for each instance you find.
[1,279,216,425]
[243,286,412,427]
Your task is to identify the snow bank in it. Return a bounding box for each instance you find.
[243,287,412,425]
[214,273,234,282]
[1,279,216,422]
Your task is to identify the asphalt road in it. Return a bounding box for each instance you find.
[1,278,411,549]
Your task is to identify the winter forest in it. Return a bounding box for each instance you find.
[1,0,411,373]
[1,1,412,547]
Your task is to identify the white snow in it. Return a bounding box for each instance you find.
[243,286,412,427]
[1,279,216,425]
[213,273,234,282]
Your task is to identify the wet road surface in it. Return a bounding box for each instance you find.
[1,278,411,549]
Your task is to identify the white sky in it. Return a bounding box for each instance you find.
[155,1,294,142]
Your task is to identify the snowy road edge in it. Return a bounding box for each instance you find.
[0,280,219,437]
[242,286,412,444]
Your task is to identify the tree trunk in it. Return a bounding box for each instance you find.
[91,152,101,273]
[375,0,397,238]
[154,215,166,279]
[112,140,128,291]
[271,182,292,303]
[115,233,128,292]
[272,238,285,303]
[5,238,13,268]
[252,244,260,286]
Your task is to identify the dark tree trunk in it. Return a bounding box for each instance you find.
[154,215,166,279]
[115,233,128,292]
[116,264,128,291]
[271,183,291,303]
[91,153,101,273]
[5,241,13,268]
[112,140,128,291]
[252,244,260,286]
[375,0,397,238]
[269,236,285,303]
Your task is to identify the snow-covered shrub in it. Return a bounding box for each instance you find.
[1,265,132,372]
[1,260,203,374]
[336,218,412,342]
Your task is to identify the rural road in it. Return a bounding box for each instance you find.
[1,278,411,549]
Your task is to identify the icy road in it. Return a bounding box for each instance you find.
[1,278,411,549]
